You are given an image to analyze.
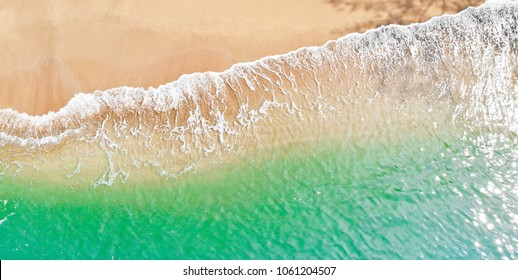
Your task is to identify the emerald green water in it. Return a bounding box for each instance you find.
[1,130,517,259]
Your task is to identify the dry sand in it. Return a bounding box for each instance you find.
[0,0,483,115]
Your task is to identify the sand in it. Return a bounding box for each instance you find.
[0,0,483,115]
[0,0,514,188]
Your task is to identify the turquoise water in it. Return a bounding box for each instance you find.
[1,130,516,259]
[1,2,517,260]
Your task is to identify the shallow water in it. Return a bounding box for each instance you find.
[1,2,517,259]
[1,128,516,259]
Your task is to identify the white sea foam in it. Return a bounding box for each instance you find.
[0,1,516,185]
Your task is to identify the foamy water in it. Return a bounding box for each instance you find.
[0,1,517,187]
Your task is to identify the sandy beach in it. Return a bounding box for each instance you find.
[1,1,517,262]
[0,0,482,115]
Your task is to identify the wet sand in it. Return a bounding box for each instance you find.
[0,0,483,115]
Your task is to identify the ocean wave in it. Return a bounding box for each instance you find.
[0,1,517,185]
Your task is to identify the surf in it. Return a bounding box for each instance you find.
[0,1,517,187]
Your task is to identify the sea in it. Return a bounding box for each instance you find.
[0,1,517,259]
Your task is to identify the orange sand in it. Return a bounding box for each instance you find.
[0,0,483,115]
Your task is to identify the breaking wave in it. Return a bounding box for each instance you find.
[0,1,517,186]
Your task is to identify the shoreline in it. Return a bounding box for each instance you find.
[0,0,483,116]
[0,1,516,188]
